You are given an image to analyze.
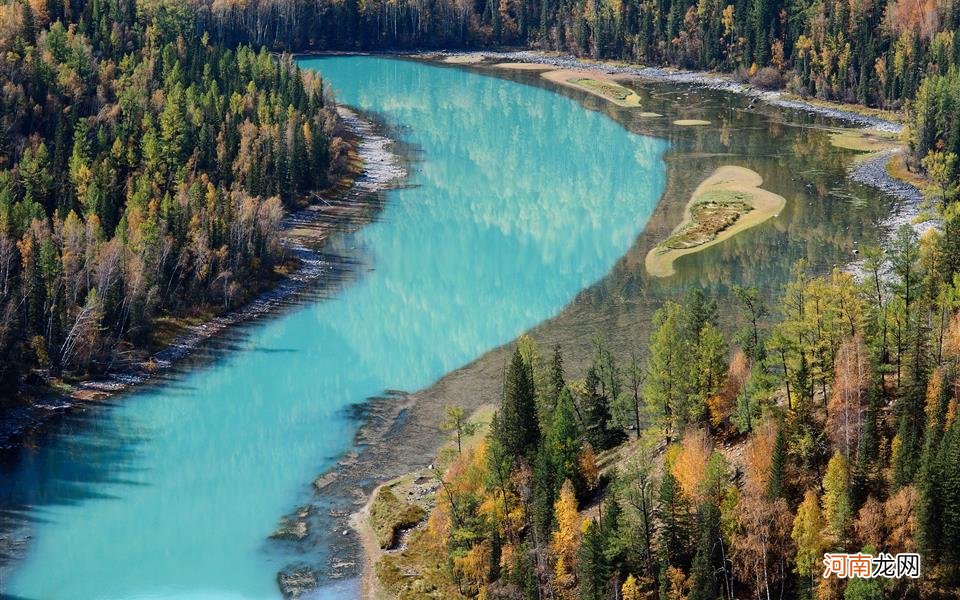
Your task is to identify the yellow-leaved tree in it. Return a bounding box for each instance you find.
[550,480,581,599]
[791,489,827,584]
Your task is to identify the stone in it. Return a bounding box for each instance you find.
[276,565,318,598]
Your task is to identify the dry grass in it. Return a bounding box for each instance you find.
[662,191,753,249]
[568,77,639,104]
[369,487,428,550]
[829,129,901,153]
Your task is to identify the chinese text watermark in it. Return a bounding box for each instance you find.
[822,552,920,579]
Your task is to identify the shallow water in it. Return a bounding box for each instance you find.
[0,56,669,599]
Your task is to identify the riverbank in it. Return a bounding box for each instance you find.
[0,107,406,450]
[351,404,494,599]
[420,50,905,132]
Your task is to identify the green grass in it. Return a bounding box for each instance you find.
[369,486,427,549]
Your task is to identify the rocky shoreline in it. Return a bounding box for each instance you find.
[850,149,937,235]
[423,50,904,132]
[0,107,406,449]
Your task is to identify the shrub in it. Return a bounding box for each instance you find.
[750,67,783,90]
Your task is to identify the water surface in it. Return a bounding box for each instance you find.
[0,56,668,599]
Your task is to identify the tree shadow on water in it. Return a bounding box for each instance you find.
[0,406,152,574]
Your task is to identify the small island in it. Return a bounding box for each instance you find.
[645,165,786,277]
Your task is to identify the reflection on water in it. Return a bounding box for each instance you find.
[0,56,668,599]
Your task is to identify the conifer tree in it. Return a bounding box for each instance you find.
[792,490,827,589]
[656,467,692,570]
[550,387,583,494]
[548,343,565,411]
[493,347,541,459]
[582,365,624,451]
[578,519,612,600]
[823,452,853,547]
[646,301,695,441]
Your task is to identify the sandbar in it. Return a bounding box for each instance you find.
[645,165,786,277]
[541,69,643,107]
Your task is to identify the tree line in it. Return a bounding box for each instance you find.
[0,0,345,400]
[382,217,960,599]
[194,0,956,108]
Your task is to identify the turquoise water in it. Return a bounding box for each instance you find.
[0,56,667,599]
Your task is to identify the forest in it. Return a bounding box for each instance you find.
[0,0,344,400]
[196,0,958,109]
[377,220,960,599]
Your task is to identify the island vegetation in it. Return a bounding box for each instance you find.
[546,72,644,107]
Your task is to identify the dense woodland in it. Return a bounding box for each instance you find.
[0,0,344,400]
[198,0,958,108]
[382,220,960,599]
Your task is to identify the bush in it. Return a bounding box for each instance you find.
[750,67,783,90]
[785,72,809,97]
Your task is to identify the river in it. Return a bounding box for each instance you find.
[0,56,669,599]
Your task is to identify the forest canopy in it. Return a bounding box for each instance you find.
[0,0,344,399]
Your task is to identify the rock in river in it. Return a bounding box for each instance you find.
[277,564,318,598]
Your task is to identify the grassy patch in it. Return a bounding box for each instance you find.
[369,486,427,550]
[886,153,931,190]
[376,531,450,597]
[662,191,753,249]
[569,77,636,102]
[829,129,900,153]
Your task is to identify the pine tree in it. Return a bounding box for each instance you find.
[548,343,565,411]
[493,347,541,459]
[578,519,612,600]
[851,388,881,510]
[656,467,691,570]
[582,365,624,451]
[823,452,852,547]
[532,443,557,541]
[688,502,721,600]
[645,301,695,441]
[792,490,827,587]
[550,387,583,493]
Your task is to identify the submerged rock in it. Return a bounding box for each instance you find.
[277,565,318,598]
[270,505,311,541]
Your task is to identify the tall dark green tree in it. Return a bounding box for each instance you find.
[493,347,541,459]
